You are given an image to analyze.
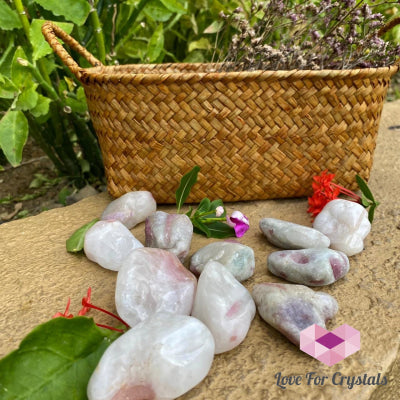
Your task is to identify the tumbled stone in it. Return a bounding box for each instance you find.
[145,211,193,263]
[313,199,371,256]
[267,248,350,286]
[192,261,256,354]
[115,248,197,327]
[252,283,338,345]
[190,242,255,282]
[84,220,143,271]
[101,191,156,229]
[87,313,215,400]
[259,218,330,249]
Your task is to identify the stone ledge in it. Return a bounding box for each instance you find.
[0,101,399,399]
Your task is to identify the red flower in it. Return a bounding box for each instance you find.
[307,171,362,220]
[78,287,92,316]
[307,171,340,219]
[52,298,74,319]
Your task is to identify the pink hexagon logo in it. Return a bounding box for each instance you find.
[300,324,360,366]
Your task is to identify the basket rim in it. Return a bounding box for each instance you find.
[79,62,399,84]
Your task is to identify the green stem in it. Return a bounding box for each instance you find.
[89,3,106,64]
[198,217,226,223]
[18,59,59,100]
[116,0,152,43]
[13,0,52,86]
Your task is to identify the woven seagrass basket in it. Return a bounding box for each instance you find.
[42,22,399,203]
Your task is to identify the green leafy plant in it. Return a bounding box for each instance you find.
[176,166,249,238]
[0,317,120,400]
[66,217,99,252]
[0,0,240,183]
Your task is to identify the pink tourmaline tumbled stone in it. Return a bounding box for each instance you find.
[87,313,215,400]
[101,191,156,229]
[115,248,197,327]
[145,211,193,263]
[191,261,256,354]
[267,248,350,286]
[252,283,338,345]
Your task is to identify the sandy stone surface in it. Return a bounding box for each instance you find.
[1,102,399,399]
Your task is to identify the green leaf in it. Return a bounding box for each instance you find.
[147,23,164,62]
[356,175,375,202]
[0,317,120,400]
[11,47,31,88]
[203,20,224,34]
[144,0,173,22]
[15,84,39,111]
[192,217,211,238]
[195,197,211,215]
[183,50,205,63]
[175,165,200,212]
[360,193,370,208]
[0,74,17,99]
[206,221,236,239]
[30,94,51,118]
[0,0,22,30]
[188,37,211,53]
[58,187,72,205]
[66,218,99,252]
[33,0,91,25]
[159,0,186,13]
[30,19,74,61]
[185,206,193,217]
[368,203,376,223]
[0,110,28,166]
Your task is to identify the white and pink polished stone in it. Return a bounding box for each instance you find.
[145,211,193,263]
[252,283,338,346]
[101,191,156,229]
[313,199,371,256]
[259,218,330,249]
[87,313,215,400]
[191,261,256,354]
[267,248,350,286]
[115,248,197,327]
[84,220,143,271]
[190,241,255,282]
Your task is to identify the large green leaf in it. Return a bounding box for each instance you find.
[30,19,74,61]
[33,0,91,25]
[147,23,165,62]
[15,84,39,111]
[11,47,31,88]
[0,317,120,400]
[0,0,22,30]
[0,74,17,99]
[159,0,186,13]
[30,94,52,118]
[175,165,200,212]
[0,110,28,166]
[144,0,173,22]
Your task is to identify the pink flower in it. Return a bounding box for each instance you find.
[215,206,224,217]
[226,211,250,238]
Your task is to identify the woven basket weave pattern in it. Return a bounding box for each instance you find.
[42,22,398,203]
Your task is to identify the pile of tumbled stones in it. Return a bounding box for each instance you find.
[83,191,371,400]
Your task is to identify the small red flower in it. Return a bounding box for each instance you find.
[52,298,74,319]
[307,170,362,220]
[78,287,92,316]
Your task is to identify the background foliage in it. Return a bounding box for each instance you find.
[0,0,399,186]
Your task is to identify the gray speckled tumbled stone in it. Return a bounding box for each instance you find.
[267,248,350,286]
[252,283,338,345]
[189,242,255,282]
[259,218,330,249]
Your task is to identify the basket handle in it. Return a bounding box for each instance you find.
[41,21,103,80]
